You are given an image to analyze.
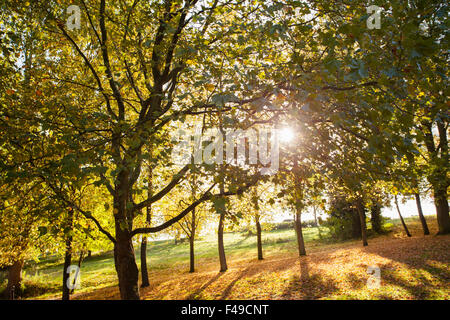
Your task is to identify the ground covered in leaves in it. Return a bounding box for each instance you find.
[72,220,449,300]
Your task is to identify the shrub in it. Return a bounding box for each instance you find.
[322,216,355,241]
[273,221,293,230]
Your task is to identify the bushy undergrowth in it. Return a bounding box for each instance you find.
[0,275,60,300]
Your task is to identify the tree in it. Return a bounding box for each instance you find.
[391,157,430,235]
[233,182,278,261]
[251,187,264,261]
[3,0,277,299]
[167,174,210,272]
[394,194,412,238]
[140,145,153,288]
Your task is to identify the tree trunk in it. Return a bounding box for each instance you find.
[422,120,449,234]
[433,187,450,235]
[189,208,196,273]
[394,195,412,237]
[313,206,318,227]
[62,208,74,300]
[218,211,227,272]
[113,177,140,300]
[370,202,383,234]
[6,259,24,300]
[189,236,195,272]
[434,120,450,234]
[255,215,263,260]
[415,193,430,235]
[140,153,152,288]
[351,208,362,238]
[140,236,149,287]
[216,119,228,272]
[356,199,368,246]
[62,236,73,300]
[114,229,140,300]
[69,250,84,295]
[294,209,306,256]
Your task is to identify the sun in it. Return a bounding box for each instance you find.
[278,127,295,143]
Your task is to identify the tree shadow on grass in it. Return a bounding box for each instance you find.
[363,235,450,299]
[232,233,253,247]
[187,272,224,300]
[281,257,339,300]
[220,266,251,299]
[376,262,446,299]
[220,257,298,299]
[345,272,366,291]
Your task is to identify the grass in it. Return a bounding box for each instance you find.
[1,215,448,300]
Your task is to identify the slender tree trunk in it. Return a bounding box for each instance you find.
[255,214,263,260]
[394,195,412,237]
[292,159,306,255]
[218,211,227,272]
[356,199,368,246]
[62,208,74,300]
[140,237,149,287]
[140,149,152,288]
[189,236,195,272]
[189,209,196,272]
[6,259,24,300]
[414,193,430,235]
[294,208,306,256]
[313,206,318,227]
[216,117,228,272]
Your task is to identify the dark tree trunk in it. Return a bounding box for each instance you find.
[6,259,24,300]
[422,120,450,234]
[434,120,450,234]
[218,211,227,272]
[351,208,362,238]
[62,208,74,300]
[356,199,368,246]
[294,209,306,256]
[370,202,383,234]
[189,208,196,273]
[433,187,450,235]
[69,251,84,295]
[113,175,140,300]
[189,236,195,272]
[62,236,73,300]
[394,195,412,237]
[255,215,263,260]
[114,229,140,300]
[140,154,152,288]
[415,193,430,235]
[140,236,149,287]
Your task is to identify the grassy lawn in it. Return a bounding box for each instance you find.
[0,216,448,300]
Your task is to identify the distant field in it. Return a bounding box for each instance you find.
[1,215,448,300]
